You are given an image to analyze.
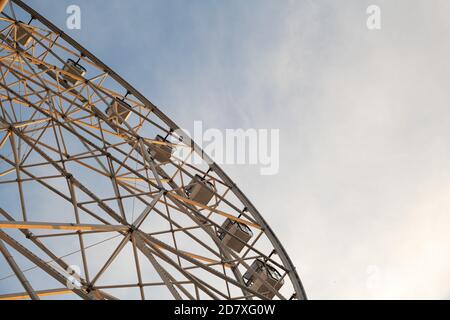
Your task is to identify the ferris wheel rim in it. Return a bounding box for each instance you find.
[1,0,307,300]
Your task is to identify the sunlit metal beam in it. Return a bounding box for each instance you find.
[0,288,72,300]
[0,221,129,232]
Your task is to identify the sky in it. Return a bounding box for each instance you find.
[9,0,450,299]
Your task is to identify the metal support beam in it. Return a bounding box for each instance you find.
[134,232,219,300]
[0,230,92,300]
[136,231,280,300]
[132,191,163,229]
[0,239,39,300]
[133,235,183,300]
[170,193,261,229]
[0,221,130,232]
[0,288,72,300]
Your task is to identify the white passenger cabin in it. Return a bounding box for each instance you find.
[243,259,284,299]
[62,59,86,85]
[185,174,216,206]
[217,218,253,253]
[147,135,173,164]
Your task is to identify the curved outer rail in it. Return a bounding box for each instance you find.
[9,0,307,300]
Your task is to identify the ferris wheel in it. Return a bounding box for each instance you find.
[0,0,306,300]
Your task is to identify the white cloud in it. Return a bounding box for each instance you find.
[189,0,450,299]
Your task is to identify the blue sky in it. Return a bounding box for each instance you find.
[4,0,450,299]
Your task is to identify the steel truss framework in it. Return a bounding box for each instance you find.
[0,0,306,300]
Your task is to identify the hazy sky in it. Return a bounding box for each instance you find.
[11,0,450,299]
